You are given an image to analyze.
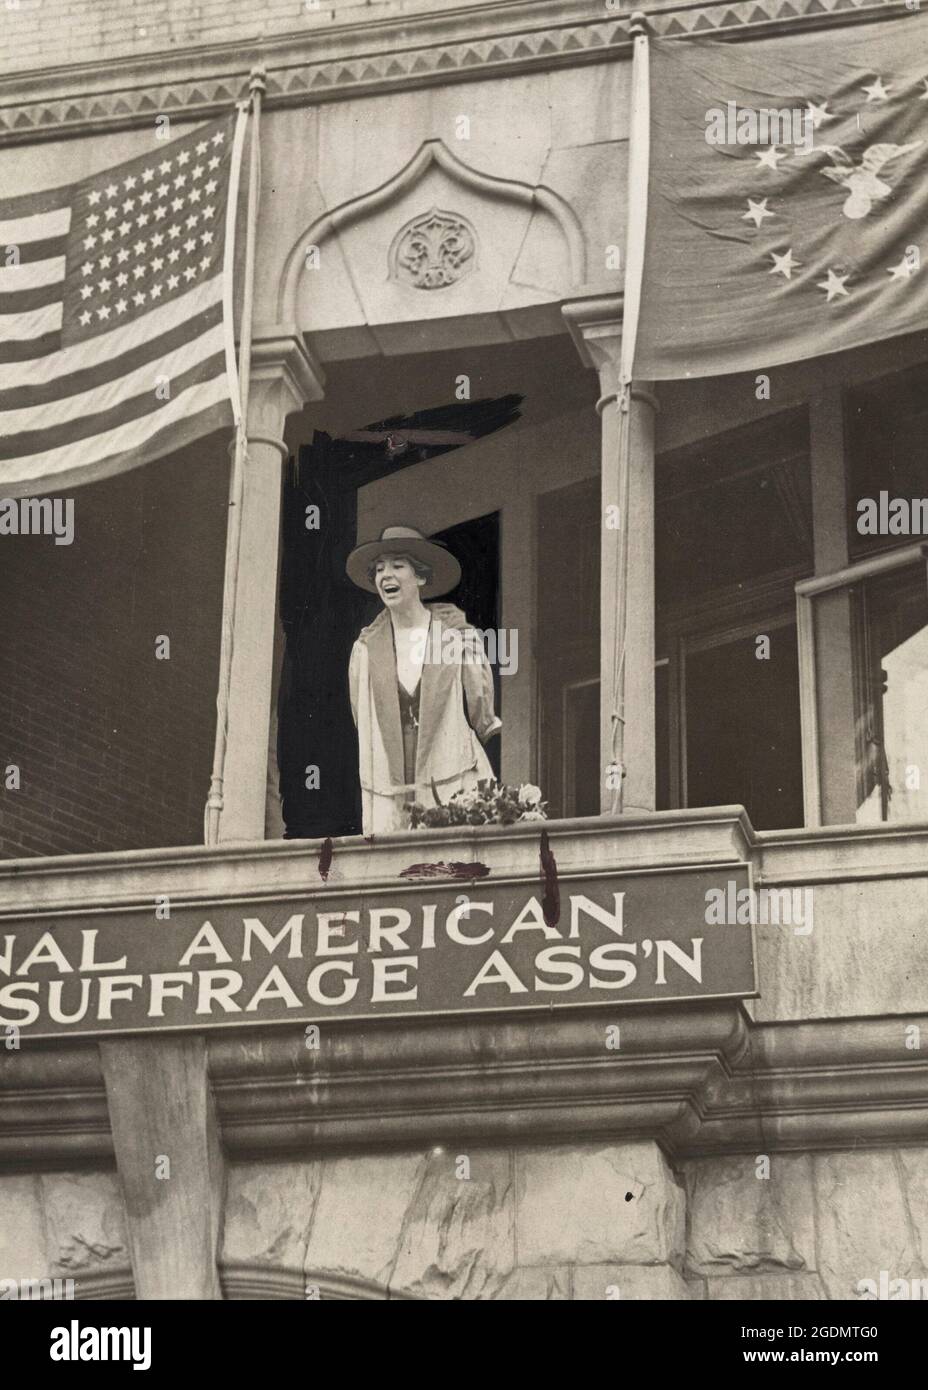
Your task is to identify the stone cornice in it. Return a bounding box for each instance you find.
[3,1010,928,1169]
[0,0,910,147]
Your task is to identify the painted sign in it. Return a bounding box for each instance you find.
[0,864,756,1040]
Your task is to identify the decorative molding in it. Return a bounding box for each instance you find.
[687,1014,928,1155]
[209,1004,751,1158]
[249,327,326,418]
[221,1266,398,1300]
[0,1040,111,1168]
[390,207,478,290]
[278,138,586,317]
[72,1270,136,1300]
[562,293,624,378]
[562,296,666,411]
[0,1,910,146]
[4,1008,928,1169]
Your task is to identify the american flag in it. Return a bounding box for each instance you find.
[0,111,244,495]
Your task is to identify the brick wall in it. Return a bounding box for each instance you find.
[0,0,484,75]
[0,443,228,858]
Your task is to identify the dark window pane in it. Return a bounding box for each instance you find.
[537,479,600,818]
[656,662,670,811]
[563,681,600,818]
[657,409,811,607]
[847,363,928,560]
[685,625,803,830]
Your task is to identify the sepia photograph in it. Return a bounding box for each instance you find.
[0,0,926,1354]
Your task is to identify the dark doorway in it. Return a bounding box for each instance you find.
[682,620,804,831]
[277,433,367,840]
[277,423,507,839]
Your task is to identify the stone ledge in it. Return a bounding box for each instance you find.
[11,806,928,917]
[0,806,754,914]
[208,1004,749,1157]
[5,1008,928,1167]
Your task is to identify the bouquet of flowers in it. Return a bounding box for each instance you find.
[409,779,547,829]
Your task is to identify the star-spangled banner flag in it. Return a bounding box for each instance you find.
[633,19,928,380]
[0,110,246,496]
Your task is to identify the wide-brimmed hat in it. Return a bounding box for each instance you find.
[346,524,461,598]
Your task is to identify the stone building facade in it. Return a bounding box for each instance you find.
[1,0,927,1300]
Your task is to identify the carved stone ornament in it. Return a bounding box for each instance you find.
[390,208,477,290]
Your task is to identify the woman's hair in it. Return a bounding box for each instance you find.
[367,551,433,585]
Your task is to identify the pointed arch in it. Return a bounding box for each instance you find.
[277,138,586,320]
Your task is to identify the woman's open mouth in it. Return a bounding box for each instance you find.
[381,581,400,597]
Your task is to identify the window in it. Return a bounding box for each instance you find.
[537,479,599,818]
[680,616,803,831]
[797,365,928,827]
[562,678,601,818]
[798,546,928,826]
[846,362,928,561]
[856,562,928,822]
[656,409,812,830]
[536,410,813,829]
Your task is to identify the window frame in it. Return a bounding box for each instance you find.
[795,541,928,828]
[657,570,807,815]
[561,674,601,818]
[677,608,800,815]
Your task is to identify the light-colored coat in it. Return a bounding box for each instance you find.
[348,604,501,835]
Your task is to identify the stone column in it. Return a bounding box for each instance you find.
[218,329,323,844]
[563,297,657,816]
[264,601,287,839]
[808,387,857,825]
[99,1036,224,1299]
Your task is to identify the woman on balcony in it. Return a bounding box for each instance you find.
[346,525,501,836]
